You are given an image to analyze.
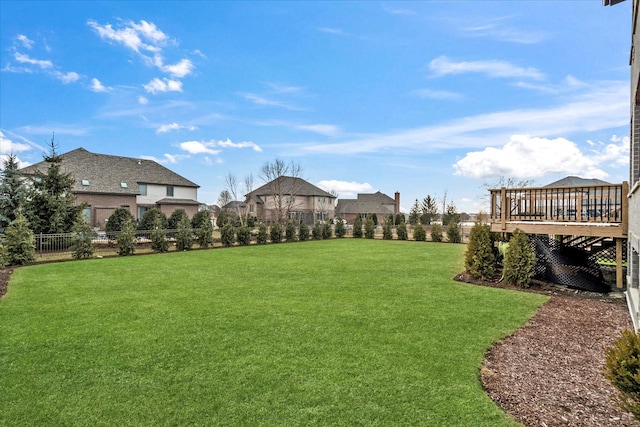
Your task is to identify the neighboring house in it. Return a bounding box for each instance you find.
[244,176,336,225]
[335,191,400,224]
[20,147,200,229]
[606,0,640,329]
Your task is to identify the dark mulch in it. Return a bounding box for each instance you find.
[455,272,639,426]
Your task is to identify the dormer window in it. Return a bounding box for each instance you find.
[82,179,90,186]
[121,182,128,188]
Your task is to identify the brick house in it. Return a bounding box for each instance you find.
[335,191,400,224]
[21,148,200,229]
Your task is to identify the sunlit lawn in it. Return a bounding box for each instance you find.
[0,239,547,426]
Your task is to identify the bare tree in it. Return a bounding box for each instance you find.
[259,158,304,224]
[225,173,245,226]
[217,190,232,211]
[480,176,536,212]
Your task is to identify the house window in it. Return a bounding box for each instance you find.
[121,182,128,188]
[81,179,90,186]
[137,206,149,220]
[166,186,174,197]
[249,204,254,213]
[82,207,91,223]
[139,184,147,196]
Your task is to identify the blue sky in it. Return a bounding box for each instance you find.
[0,1,632,213]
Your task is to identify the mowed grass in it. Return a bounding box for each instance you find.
[0,239,547,426]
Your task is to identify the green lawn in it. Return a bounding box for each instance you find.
[0,239,547,426]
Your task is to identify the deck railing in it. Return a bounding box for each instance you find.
[489,182,628,233]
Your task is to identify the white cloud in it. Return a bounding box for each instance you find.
[155,57,194,78]
[179,141,220,155]
[0,130,32,154]
[452,134,627,180]
[14,52,52,69]
[16,34,34,49]
[413,88,463,100]
[90,78,111,92]
[295,124,340,136]
[156,122,197,134]
[143,78,183,94]
[316,180,374,198]
[138,96,149,105]
[216,139,262,152]
[454,17,546,44]
[429,56,544,80]
[240,93,302,110]
[55,71,80,83]
[318,27,348,36]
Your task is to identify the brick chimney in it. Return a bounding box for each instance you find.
[394,191,400,214]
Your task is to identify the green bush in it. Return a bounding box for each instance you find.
[312,222,323,240]
[446,222,462,243]
[221,222,236,247]
[150,219,169,253]
[364,217,375,239]
[256,223,268,245]
[353,215,363,238]
[285,221,297,243]
[137,208,167,231]
[298,222,309,241]
[0,242,8,268]
[191,210,211,229]
[270,223,282,243]
[430,224,443,242]
[335,218,346,238]
[413,223,426,241]
[71,221,95,260]
[396,222,408,241]
[604,329,640,420]
[5,214,35,265]
[322,222,332,239]
[236,225,251,246]
[117,218,136,256]
[464,223,495,281]
[382,217,393,240]
[175,216,193,251]
[193,211,213,249]
[168,209,188,230]
[503,229,536,288]
[105,207,135,238]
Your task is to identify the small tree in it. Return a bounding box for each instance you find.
[220,221,235,247]
[298,222,310,241]
[312,222,323,240]
[364,216,375,239]
[236,225,251,246]
[421,195,439,225]
[117,218,136,256]
[137,208,167,231]
[285,220,297,243]
[396,222,408,240]
[430,223,443,242]
[150,217,169,253]
[395,213,405,225]
[71,221,95,260]
[194,211,213,249]
[604,329,640,420]
[106,207,135,238]
[322,221,332,240]
[382,216,393,240]
[270,223,282,243]
[413,223,426,241]
[408,200,421,225]
[442,203,460,227]
[353,215,363,238]
[175,216,193,251]
[335,217,346,238]
[503,229,536,288]
[446,221,462,243]
[256,223,268,245]
[0,153,27,231]
[464,223,495,281]
[168,209,189,230]
[5,213,35,265]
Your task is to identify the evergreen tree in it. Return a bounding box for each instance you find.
[191,210,211,229]
[353,214,363,238]
[270,223,282,243]
[0,154,27,231]
[395,213,405,225]
[408,200,420,225]
[117,217,136,256]
[442,203,460,227]
[430,223,443,242]
[105,207,135,238]
[25,136,82,234]
[421,195,439,225]
[446,221,462,243]
[221,221,236,247]
[236,225,251,246]
[256,223,268,245]
[285,220,297,242]
[194,211,213,249]
[334,217,346,238]
[503,229,536,288]
[396,222,408,240]
[413,223,426,241]
[464,223,495,281]
[5,213,35,265]
[364,216,375,239]
[150,217,169,253]
[175,215,193,251]
[168,208,188,230]
[322,221,332,239]
[382,216,394,240]
[137,208,167,231]
[312,222,323,240]
[298,222,310,241]
[71,220,95,260]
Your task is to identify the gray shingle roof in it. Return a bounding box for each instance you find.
[247,176,335,198]
[336,191,396,215]
[544,176,611,187]
[20,147,199,195]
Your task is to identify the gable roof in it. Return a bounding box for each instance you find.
[336,191,396,215]
[544,176,611,187]
[246,176,335,198]
[20,147,199,195]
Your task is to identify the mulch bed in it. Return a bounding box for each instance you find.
[455,272,639,426]
[1,266,638,425]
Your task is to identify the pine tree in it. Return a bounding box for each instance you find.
[150,217,169,253]
[408,199,420,225]
[421,195,439,225]
[464,223,495,281]
[503,229,536,288]
[5,213,35,265]
[25,136,82,234]
[353,214,363,238]
[175,215,193,251]
[0,154,27,231]
[117,218,136,256]
[71,220,95,260]
[194,212,213,249]
[364,216,375,239]
[334,217,346,238]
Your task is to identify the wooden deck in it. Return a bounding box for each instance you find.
[489,182,628,238]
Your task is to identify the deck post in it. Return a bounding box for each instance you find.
[617,238,624,289]
[623,181,629,236]
[501,187,507,231]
